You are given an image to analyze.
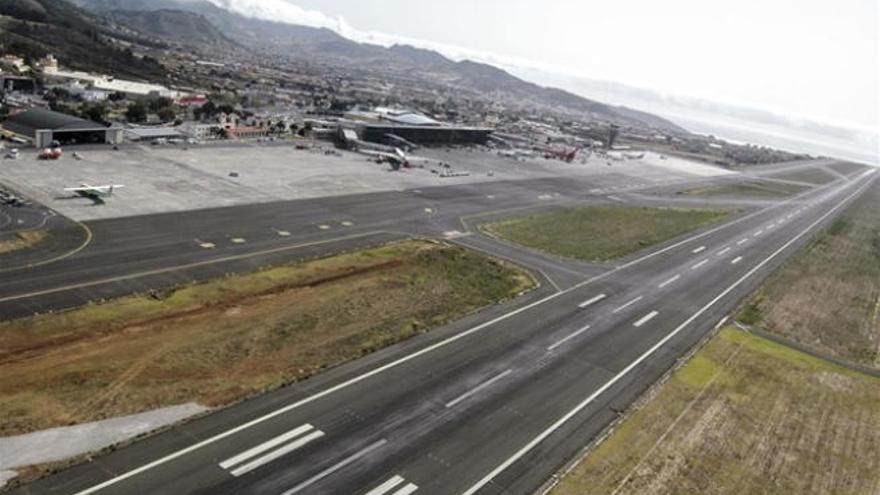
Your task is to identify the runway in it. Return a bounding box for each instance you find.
[4,161,875,495]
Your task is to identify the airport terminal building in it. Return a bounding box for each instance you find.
[357,124,493,146]
[1,108,123,148]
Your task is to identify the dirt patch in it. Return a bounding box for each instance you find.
[0,240,535,437]
[0,230,46,255]
[550,328,880,495]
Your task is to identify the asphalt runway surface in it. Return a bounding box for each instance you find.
[3,160,875,495]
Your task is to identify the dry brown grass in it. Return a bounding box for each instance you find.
[0,230,46,254]
[550,329,880,495]
[0,240,534,436]
[738,181,880,368]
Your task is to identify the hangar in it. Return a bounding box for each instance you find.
[1,108,123,148]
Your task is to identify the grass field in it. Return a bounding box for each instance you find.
[0,240,534,436]
[765,168,838,185]
[482,206,734,262]
[550,328,880,495]
[738,181,880,368]
[0,230,46,255]
[682,180,811,198]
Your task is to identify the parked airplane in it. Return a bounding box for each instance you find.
[358,147,430,170]
[64,183,125,201]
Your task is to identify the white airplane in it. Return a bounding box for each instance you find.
[64,183,125,201]
[358,147,430,169]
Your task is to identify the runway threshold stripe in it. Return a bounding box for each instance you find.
[391,484,418,495]
[445,370,513,408]
[229,431,325,477]
[280,439,388,495]
[365,475,404,495]
[633,311,659,327]
[219,424,314,469]
[548,325,591,351]
[578,294,607,309]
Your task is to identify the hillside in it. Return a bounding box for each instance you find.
[106,9,235,47]
[0,0,166,81]
[72,0,685,132]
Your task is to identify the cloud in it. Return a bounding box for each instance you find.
[202,0,573,76]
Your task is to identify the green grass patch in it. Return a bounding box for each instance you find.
[551,328,880,495]
[683,180,810,198]
[482,206,735,262]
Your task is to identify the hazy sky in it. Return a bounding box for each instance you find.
[213,0,878,132]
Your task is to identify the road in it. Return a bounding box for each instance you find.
[4,162,875,495]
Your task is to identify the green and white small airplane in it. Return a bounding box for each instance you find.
[64,183,125,201]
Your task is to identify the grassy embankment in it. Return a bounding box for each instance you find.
[0,240,534,436]
[550,180,880,495]
[482,206,734,262]
[682,180,810,198]
[0,231,46,255]
[739,180,880,368]
[551,328,880,495]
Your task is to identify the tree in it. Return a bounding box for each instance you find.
[148,96,173,112]
[157,107,176,123]
[125,101,147,123]
[81,102,107,124]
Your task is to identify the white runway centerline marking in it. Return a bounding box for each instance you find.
[460,178,876,495]
[737,239,748,246]
[612,296,643,314]
[219,424,325,477]
[691,259,709,270]
[731,256,743,265]
[67,177,856,495]
[548,324,591,351]
[692,246,706,254]
[717,247,731,256]
[633,311,659,327]
[231,238,246,244]
[578,294,607,309]
[658,274,681,289]
[281,440,388,495]
[754,230,764,237]
[445,370,513,408]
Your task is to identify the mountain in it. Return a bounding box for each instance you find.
[70,0,684,131]
[106,9,235,47]
[0,0,166,80]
